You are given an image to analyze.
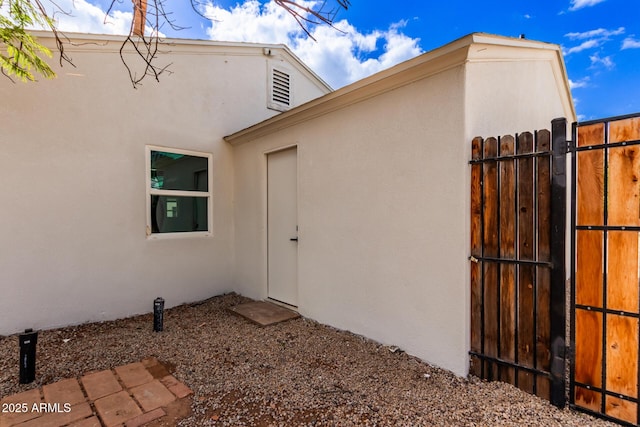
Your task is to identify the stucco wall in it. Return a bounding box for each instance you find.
[465,56,572,138]
[459,48,574,374]
[1,32,575,379]
[232,65,470,376]
[230,36,576,378]
[0,35,328,335]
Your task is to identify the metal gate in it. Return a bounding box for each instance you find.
[469,118,568,407]
[571,113,640,425]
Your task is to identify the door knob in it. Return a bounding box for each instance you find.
[290,237,298,241]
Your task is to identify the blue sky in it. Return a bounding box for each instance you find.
[43,0,640,121]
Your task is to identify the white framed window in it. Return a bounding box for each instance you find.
[267,63,293,112]
[145,146,212,238]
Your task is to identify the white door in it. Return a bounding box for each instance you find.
[267,147,298,306]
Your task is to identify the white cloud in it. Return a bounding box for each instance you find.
[45,0,133,35]
[564,39,601,54]
[203,0,423,88]
[569,77,590,89]
[565,27,624,40]
[569,0,607,11]
[622,36,640,50]
[204,1,298,45]
[589,52,615,70]
[563,26,624,55]
[589,52,614,69]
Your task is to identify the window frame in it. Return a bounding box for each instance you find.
[145,145,213,239]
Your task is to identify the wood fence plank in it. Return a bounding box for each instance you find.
[470,137,483,377]
[606,396,637,425]
[535,129,551,400]
[576,230,604,308]
[517,132,535,392]
[483,137,499,379]
[469,128,557,402]
[607,231,639,313]
[574,116,640,425]
[577,123,604,147]
[609,117,640,143]
[575,309,603,388]
[606,314,638,398]
[575,386,602,413]
[608,146,640,227]
[576,150,605,226]
[536,376,551,403]
[499,135,516,384]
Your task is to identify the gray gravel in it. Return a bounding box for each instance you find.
[0,293,615,426]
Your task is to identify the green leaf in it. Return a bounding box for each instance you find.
[0,0,57,81]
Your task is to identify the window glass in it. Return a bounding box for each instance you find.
[151,196,208,233]
[150,151,208,191]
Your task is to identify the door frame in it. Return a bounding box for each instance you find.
[264,144,299,307]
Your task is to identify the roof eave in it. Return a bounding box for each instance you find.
[225,34,475,146]
[25,30,333,93]
[225,33,576,145]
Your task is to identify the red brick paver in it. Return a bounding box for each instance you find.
[2,359,193,427]
[160,375,193,399]
[81,370,122,401]
[43,378,86,406]
[14,402,93,427]
[0,389,42,427]
[94,391,143,427]
[130,380,176,412]
[68,416,102,427]
[124,408,166,427]
[114,363,153,389]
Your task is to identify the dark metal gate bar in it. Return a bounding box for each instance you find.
[469,118,567,407]
[570,112,640,426]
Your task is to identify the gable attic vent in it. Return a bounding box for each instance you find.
[268,66,292,111]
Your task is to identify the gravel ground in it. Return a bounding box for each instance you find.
[0,293,616,426]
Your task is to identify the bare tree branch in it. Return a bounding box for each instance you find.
[31,0,73,67]
[274,0,350,41]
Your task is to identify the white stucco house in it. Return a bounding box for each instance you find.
[0,31,575,377]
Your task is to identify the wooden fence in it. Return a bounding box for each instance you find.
[469,119,567,407]
[571,114,640,426]
[470,113,640,426]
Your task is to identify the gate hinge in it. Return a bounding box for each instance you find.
[565,139,575,153]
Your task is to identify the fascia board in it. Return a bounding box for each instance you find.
[553,47,578,123]
[30,30,284,52]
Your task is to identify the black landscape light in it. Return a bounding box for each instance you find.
[153,297,165,332]
[19,329,37,384]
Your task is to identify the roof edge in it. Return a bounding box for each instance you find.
[226,32,574,145]
[28,29,288,50]
[28,30,332,92]
[225,34,476,145]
